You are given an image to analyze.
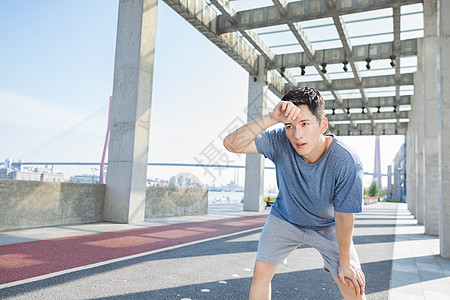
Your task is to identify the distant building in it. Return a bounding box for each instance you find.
[147,178,170,187]
[41,172,65,182]
[0,157,66,182]
[387,143,406,202]
[70,174,100,184]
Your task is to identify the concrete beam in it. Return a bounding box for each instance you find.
[276,1,356,128]
[327,0,375,126]
[105,0,158,224]
[217,0,423,34]
[210,0,296,94]
[327,111,408,122]
[328,122,407,136]
[271,39,417,69]
[325,96,411,109]
[302,73,414,91]
[163,0,259,74]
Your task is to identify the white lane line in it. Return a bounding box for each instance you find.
[0,226,263,290]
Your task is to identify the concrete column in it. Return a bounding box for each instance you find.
[387,165,392,199]
[104,0,158,223]
[423,0,439,234]
[406,115,415,212]
[415,38,424,220]
[244,56,267,212]
[438,0,450,258]
[407,66,417,213]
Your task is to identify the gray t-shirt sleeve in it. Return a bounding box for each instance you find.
[333,160,364,213]
[254,128,283,161]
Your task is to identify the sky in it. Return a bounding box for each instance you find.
[0,0,406,188]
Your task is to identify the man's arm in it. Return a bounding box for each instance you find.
[223,101,301,154]
[335,211,365,295]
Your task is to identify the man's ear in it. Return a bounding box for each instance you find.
[321,117,328,134]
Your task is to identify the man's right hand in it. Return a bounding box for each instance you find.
[270,101,301,124]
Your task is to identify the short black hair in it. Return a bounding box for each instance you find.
[281,87,325,123]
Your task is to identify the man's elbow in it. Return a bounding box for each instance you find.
[223,135,238,153]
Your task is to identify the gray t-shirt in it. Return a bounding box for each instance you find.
[255,128,363,230]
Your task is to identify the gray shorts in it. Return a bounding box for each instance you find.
[256,214,361,278]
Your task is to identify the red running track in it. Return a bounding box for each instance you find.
[0,215,268,285]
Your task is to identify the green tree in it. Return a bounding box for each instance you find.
[367,181,378,197]
[376,188,386,198]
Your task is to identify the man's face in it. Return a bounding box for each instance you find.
[284,104,328,162]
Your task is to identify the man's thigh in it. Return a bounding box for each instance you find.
[305,226,361,279]
[256,214,306,265]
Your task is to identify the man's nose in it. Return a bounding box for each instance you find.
[294,127,303,139]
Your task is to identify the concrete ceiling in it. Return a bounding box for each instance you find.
[162,0,424,136]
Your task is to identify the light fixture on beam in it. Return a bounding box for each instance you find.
[343,52,348,72]
[280,66,286,78]
[321,49,327,73]
[300,65,306,76]
[300,52,306,75]
[390,55,396,68]
[365,58,371,70]
[343,60,349,72]
[365,44,371,70]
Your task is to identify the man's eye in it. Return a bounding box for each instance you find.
[286,125,292,129]
[302,123,308,126]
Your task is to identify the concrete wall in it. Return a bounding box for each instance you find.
[0,182,208,231]
[145,187,208,218]
[0,181,105,231]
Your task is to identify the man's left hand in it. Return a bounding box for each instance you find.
[338,261,365,296]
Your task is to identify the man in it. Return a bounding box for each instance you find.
[223,87,366,300]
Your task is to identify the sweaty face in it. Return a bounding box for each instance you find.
[284,104,328,163]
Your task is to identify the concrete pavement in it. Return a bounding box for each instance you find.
[0,202,449,299]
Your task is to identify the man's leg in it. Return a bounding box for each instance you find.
[249,260,278,300]
[331,274,366,300]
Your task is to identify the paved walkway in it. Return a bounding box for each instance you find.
[0,202,449,299]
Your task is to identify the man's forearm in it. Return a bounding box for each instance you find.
[223,113,279,153]
[335,212,355,266]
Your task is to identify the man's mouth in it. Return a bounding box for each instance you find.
[296,142,306,148]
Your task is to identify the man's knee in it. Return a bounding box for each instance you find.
[334,277,366,300]
[342,278,366,300]
[252,260,278,282]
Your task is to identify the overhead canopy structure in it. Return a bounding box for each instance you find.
[162,0,423,135]
[107,0,450,259]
